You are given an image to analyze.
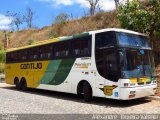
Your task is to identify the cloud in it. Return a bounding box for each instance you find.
[37,0,132,11]
[38,0,74,6]
[0,14,12,30]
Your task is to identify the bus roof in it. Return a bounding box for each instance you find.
[7,28,146,52]
[89,28,146,36]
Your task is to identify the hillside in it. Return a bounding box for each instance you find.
[0,11,120,48]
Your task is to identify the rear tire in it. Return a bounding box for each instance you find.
[83,82,92,102]
[20,79,27,91]
[14,78,20,90]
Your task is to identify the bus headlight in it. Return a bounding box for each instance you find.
[124,83,135,87]
[124,83,129,87]
[130,83,136,86]
[153,80,157,84]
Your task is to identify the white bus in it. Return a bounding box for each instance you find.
[5,28,157,101]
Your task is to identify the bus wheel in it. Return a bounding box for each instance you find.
[77,82,83,98]
[14,78,20,90]
[83,82,92,102]
[20,78,27,91]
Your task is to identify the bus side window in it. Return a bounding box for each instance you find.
[70,36,92,58]
[47,46,53,59]
[95,31,116,48]
[18,50,28,62]
[81,39,91,56]
[53,41,70,59]
[75,49,81,55]
[29,47,39,61]
[71,39,81,57]
[54,43,60,58]
[12,52,17,62]
[8,52,15,62]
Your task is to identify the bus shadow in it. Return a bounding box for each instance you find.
[2,86,152,108]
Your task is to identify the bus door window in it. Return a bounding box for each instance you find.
[104,50,119,82]
[95,49,105,77]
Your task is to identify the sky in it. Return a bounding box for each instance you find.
[0,0,127,30]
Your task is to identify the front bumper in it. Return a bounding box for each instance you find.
[119,84,157,100]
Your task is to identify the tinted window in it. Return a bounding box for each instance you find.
[53,41,71,58]
[6,35,92,63]
[29,48,39,60]
[18,50,28,61]
[39,45,53,60]
[95,31,116,48]
[71,36,92,57]
[95,48,120,82]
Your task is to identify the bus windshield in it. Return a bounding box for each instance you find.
[117,32,150,48]
[120,49,155,78]
[95,31,155,81]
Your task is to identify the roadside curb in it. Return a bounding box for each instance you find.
[147,96,160,101]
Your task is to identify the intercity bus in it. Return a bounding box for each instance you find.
[5,28,157,101]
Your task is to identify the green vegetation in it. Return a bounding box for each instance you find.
[48,29,58,39]
[117,0,160,47]
[0,50,6,73]
[27,39,37,45]
[0,50,6,63]
[116,0,160,88]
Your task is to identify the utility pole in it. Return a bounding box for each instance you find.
[3,31,9,50]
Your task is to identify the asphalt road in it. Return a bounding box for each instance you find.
[0,83,160,114]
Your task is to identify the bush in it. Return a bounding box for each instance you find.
[27,39,37,45]
[0,50,6,73]
[0,50,6,63]
[48,29,58,38]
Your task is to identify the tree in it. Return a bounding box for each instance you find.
[24,7,35,29]
[54,13,69,25]
[3,31,9,50]
[86,0,100,15]
[6,11,23,31]
[114,0,119,8]
[117,0,160,46]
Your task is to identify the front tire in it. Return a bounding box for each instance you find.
[83,82,92,102]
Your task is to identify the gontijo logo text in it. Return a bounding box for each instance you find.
[74,63,91,68]
[20,63,42,69]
